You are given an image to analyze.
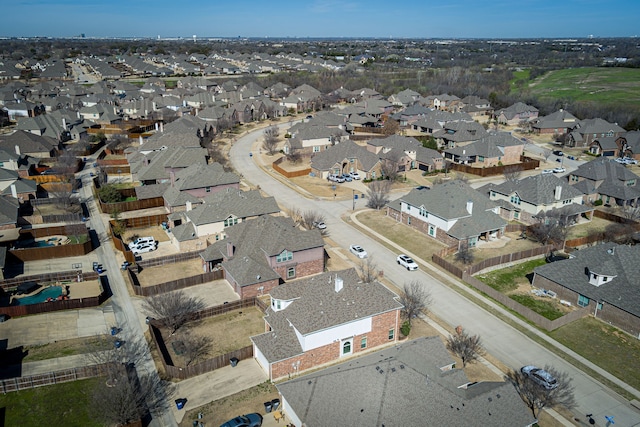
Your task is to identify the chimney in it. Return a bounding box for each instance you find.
[186,200,192,211]
[160,122,164,133]
[62,118,67,129]
[554,185,562,201]
[334,275,343,293]
[15,145,20,156]
[466,200,473,215]
[169,170,176,187]
[139,135,143,145]
[10,184,17,199]
[155,122,159,131]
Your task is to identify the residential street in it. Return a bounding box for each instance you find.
[230,126,640,426]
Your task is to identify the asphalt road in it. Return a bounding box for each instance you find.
[230,127,640,427]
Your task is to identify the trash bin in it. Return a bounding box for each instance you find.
[264,401,272,413]
[271,399,280,410]
[114,340,122,349]
[230,357,239,367]
[111,326,118,336]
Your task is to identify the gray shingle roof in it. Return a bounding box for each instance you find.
[276,336,536,427]
[185,189,279,226]
[173,162,240,191]
[311,140,379,172]
[534,243,640,317]
[487,174,583,206]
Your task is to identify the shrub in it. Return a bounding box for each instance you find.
[400,320,411,337]
[593,199,603,206]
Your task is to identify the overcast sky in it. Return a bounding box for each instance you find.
[3,0,639,39]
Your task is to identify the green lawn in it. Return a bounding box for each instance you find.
[525,67,640,104]
[550,317,640,392]
[0,378,104,427]
[476,259,547,293]
[510,294,564,321]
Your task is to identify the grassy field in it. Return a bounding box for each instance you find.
[0,378,104,427]
[476,258,547,293]
[550,317,640,392]
[524,67,640,104]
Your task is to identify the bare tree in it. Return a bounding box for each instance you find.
[620,205,640,222]
[54,148,80,177]
[142,291,206,334]
[357,256,378,284]
[503,165,524,182]
[262,125,280,155]
[445,325,485,367]
[541,148,553,163]
[286,147,302,164]
[180,332,212,367]
[529,211,569,245]
[47,181,81,213]
[380,151,401,181]
[398,280,432,327]
[287,206,303,226]
[366,180,391,209]
[454,240,475,265]
[382,117,399,136]
[507,366,576,419]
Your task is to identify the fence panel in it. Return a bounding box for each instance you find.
[0,364,107,393]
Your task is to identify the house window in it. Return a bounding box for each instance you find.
[419,207,428,218]
[276,250,293,263]
[342,339,352,355]
[597,302,603,311]
[388,329,395,340]
[577,295,590,307]
[287,267,296,279]
[407,217,411,225]
[428,225,436,237]
[205,186,211,193]
[478,156,485,162]
[360,337,367,349]
[514,211,520,219]
[224,217,238,227]
[313,146,320,153]
[510,195,521,205]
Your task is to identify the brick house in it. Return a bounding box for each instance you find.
[199,215,325,299]
[387,180,506,249]
[566,118,626,148]
[251,268,403,381]
[443,132,523,166]
[495,102,539,126]
[532,243,640,337]
[532,109,578,136]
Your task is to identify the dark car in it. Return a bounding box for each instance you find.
[219,413,263,427]
[552,150,563,156]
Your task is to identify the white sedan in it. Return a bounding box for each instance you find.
[349,244,368,258]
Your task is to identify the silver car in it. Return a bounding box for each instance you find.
[521,365,558,390]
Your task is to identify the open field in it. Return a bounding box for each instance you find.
[527,67,640,104]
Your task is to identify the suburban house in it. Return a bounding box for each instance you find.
[425,93,461,111]
[310,139,381,180]
[495,102,539,126]
[433,120,489,148]
[390,103,431,127]
[284,124,349,156]
[532,109,578,136]
[199,215,324,298]
[276,336,537,427]
[0,195,20,242]
[566,118,626,148]
[0,130,59,159]
[533,242,640,337]
[366,135,444,173]
[442,132,524,166]
[387,180,507,248]
[130,146,208,186]
[588,136,621,157]
[616,131,640,160]
[388,88,422,107]
[567,158,640,207]
[251,268,403,381]
[410,110,475,135]
[459,95,492,118]
[167,189,280,252]
[481,174,592,224]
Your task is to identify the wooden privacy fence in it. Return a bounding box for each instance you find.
[462,272,590,331]
[466,245,555,276]
[129,270,224,297]
[148,298,266,380]
[0,293,109,318]
[99,196,164,214]
[272,157,311,178]
[10,240,92,262]
[136,251,202,269]
[0,364,107,393]
[448,156,540,177]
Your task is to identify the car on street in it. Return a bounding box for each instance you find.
[349,244,368,258]
[553,150,563,156]
[349,172,361,180]
[416,185,430,190]
[553,167,566,174]
[220,413,263,427]
[341,173,353,182]
[313,221,326,230]
[397,254,418,271]
[541,169,554,174]
[521,365,558,390]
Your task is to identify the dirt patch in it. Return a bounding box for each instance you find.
[160,307,265,366]
[136,259,204,287]
[122,226,169,245]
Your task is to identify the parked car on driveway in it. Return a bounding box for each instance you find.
[341,173,353,182]
[553,167,566,174]
[541,169,554,174]
[521,365,558,390]
[128,237,156,249]
[397,254,418,271]
[313,221,326,230]
[220,413,263,427]
[349,172,361,180]
[131,242,156,255]
[350,244,368,258]
[327,174,345,183]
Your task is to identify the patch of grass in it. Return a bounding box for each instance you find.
[22,335,112,362]
[476,258,547,293]
[526,67,640,105]
[550,317,640,391]
[0,377,103,427]
[509,294,564,320]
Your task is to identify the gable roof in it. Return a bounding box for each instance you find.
[534,243,640,317]
[277,336,536,427]
[185,189,279,226]
[172,162,240,191]
[311,140,380,172]
[485,174,583,206]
